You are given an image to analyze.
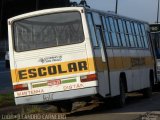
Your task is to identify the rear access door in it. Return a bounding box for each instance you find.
[87,12,110,97]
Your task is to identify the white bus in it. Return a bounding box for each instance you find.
[150,23,160,83]
[8,6,155,111]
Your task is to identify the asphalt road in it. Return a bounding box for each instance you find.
[0,61,12,94]
[68,92,160,120]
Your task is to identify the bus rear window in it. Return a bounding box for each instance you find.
[13,11,84,52]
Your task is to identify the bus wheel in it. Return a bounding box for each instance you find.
[115,81,126,108]
[57,101,72,113]
[142,83,152,98]
[142,71,153,98]
[142,87,152,98]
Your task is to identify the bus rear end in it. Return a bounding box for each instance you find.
[8,7,97,105]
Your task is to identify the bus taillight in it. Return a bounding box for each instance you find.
[13,84,28,91]
[80,74,97,82]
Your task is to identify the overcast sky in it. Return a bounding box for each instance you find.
[71,0,158,23]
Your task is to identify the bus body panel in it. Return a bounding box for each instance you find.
[92,48,110,97]
[11,45,98,100]
[15,87,97,105]
[91,12,110,97]
[8,7,155,105]
[87,10,154,97]
[8,7,98,105]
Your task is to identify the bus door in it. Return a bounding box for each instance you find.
[94,26,110,97]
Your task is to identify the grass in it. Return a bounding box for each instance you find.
[25,105,43,114]
[0,93,15,108]
[0,93,60,119]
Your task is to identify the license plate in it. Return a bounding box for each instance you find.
[48,79,61,86]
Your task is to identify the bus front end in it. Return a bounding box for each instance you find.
[8,7,98,105]
[150,24,160,83]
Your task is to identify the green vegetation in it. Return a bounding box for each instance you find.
[25,105,43,114]
[0,93,15,107]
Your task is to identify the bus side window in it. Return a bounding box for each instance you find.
[87,13,99,47]
[134,23,143,48]
[108,17,119,47]
[101,16,111,46]
[122,20,130,47]
[114,19,122,46]
[126,21,135,47]
[106,17,113,46]
[141,24,149,48]
[118,19,127,47]
[137,24,145,48]
[130,22,138,47]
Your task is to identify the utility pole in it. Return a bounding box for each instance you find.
[36,0,39,10]
[157,0,160,23]
[115,0,118,14]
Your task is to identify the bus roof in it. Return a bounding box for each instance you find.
[8,7,84,23]
[85,7,148,24]
[8,6,148,24]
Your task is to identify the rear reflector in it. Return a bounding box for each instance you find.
[80,74,97,82]
[13,84,28,92]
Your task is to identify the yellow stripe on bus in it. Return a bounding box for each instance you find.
[11,58,96,83]
[11,56,154,83]
[94,56,154,72]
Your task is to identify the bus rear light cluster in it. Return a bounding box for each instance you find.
[80,74,97,82]
[13,84,28,91]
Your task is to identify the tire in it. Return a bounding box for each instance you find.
[57,101,72,113]
[142,87,152,98]
[142,72,153,98]
[114,81,126,108]
[142,83,152,98]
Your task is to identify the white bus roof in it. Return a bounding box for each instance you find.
[8,6,148,24]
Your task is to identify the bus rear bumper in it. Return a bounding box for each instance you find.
[15,87,97,105]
